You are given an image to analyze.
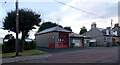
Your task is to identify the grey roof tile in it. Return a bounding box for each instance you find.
[36,26,71,35]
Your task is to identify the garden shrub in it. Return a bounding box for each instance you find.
[113,42,119,46]
[2,39,36,53]
[107,42,110,47]
[2,39,16,53]
[117,42,120,46]
[29,41,36,49]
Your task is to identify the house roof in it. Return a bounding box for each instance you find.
[83,27,110,36]
[97,28,107,35]
[97,28,105,32]
[70,33,84,37]
[36,26,71,35]
[70,33,90,38]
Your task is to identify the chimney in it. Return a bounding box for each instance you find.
[106,27,111,29]
[91,22,96,29]
[114,23,119,27]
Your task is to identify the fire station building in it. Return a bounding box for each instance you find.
[35,26,90,48]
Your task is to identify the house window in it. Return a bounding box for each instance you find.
[72,39,82,43]
[72,39,82,47]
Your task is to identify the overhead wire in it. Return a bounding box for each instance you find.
[54,0,105,19]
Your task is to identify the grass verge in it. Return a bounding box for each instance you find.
[2,50,46,58]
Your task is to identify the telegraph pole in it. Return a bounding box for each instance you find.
[110,19,113,46]
[15,0,19,56]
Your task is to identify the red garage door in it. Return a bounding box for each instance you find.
[49,43,55,48]
[58,32,69,48]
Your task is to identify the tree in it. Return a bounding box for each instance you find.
[64,27,72,32]
[37,22,62,32]
[4,34,14,39]
[3,9,41,51]
[3,34,15,43]
[79,26,87,35]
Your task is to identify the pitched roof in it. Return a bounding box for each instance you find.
[97,28,116,36]
[97,28,106,35]
[70,33,84,37]
[36,26,71,35]
[70,33,90,38]
[83,27,111,36]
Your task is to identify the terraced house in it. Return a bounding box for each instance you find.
[112,23,120,43]
[83,22,120,46]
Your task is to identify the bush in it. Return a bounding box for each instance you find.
[24,42,30,50]
[29,41,36,49]
[113,42,119,46]
[107,42,110,47]
[2,39,36,53]
[24,41,36,50]
[117,42,120,46]
[2,39,16,53]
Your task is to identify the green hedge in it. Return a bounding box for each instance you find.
[2,39,36,53]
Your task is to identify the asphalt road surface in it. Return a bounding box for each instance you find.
[18,47,118,63]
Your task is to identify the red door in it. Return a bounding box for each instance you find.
[58,32,69,48]
[49,43,55,48]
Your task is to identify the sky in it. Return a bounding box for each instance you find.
[0,0,119,39]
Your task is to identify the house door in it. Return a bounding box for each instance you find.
[89,43,93,47]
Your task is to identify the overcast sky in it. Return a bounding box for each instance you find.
[0,0,119,39]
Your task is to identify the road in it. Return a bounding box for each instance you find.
[18,47,118,63]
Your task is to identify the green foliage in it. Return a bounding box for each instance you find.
[117,42,120,46]
[37,22,62,32]
[79,26,87,35]
[112,42,119,46]
[29,41,36,49]
[24,42,31,50]
[64,27,72,32]
[107,42,110,47]
[2,39,36,53]
[24,41,36,50]
[3,34,15,43]
[3,9,41,33]
[2,39,16,53]
[4,34,14,39]
[3,9,41,51]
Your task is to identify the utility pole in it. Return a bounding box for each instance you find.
[110,19,113,46]
[15,0,19,56]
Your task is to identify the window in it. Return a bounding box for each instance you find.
[72,39,82,43]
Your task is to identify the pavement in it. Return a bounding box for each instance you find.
[18,47,119,63]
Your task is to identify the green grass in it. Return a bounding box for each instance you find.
[2,50,46,58]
